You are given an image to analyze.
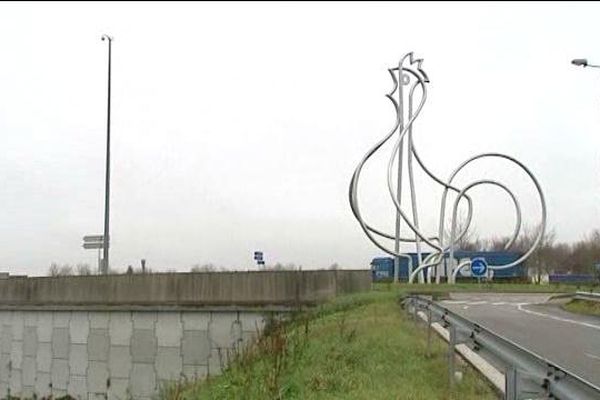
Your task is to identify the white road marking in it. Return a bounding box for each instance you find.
[468,301,488,305]
[492,302,506,305]
[517,304,600,331]
[463,306,469,310]
[585,352,600,361]
[442,300,468,304]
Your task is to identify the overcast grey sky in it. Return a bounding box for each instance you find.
[1,2,599,275]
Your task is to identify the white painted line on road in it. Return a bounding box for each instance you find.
[517,304,600,331]
[468,301,488,305]
[441,300,468,304]
[463,306,469,310]
[585,353,600,361]
[492,302,506,305]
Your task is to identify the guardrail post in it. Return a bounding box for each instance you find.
[427,307,432,357]
[413,298,419,322]
[505,366,517,400]
[448,324,456,388]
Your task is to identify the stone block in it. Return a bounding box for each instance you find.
[132,312,157,330]
[9,368,21,396]
[0,356,9,383]
[68,374,87,399]
[182,313,210,331]
[53,388,68,398]
[109,312,132,346]
[231,320,242,345]
[10,340,22,369]
[130,363,155,398]
[109,345,131,378]
[36,313,53,342]
[34,371,51,397]
[22,385,35,398]
[0,326,11,354]
[70,312,90,344]
[208,313,237,349]
[53,312,70,328]
[155,346,182,381]
[36,342,52,372]
[131,329,157,364]
[208,348,224,376]
[21,356,36,386]
[69,344,88,375]
[182,330,210,365]
[108,377,129,400]
[90,312,110,329]
[11,312,24,341]
[23,327,37,357]
[23,312,37,327]
[51,358,69,390]
[155,313,182,347]
[182,364,208,381]
[88,329,109,361]
[88,361,109,393]
[52,327,69,359]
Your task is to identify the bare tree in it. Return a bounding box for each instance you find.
[48,263,60,277]
[191,263,217,272]
[48,263,74,277]
[329,263,340,270]
[76,263,93,276]
[444,211,483,251]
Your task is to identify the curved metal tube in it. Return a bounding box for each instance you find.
[350,52,547,285]
[447,179,523,283]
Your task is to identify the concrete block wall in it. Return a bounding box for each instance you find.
[0,310,267,399]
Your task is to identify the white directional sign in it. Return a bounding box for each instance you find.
[84,235,108,242]
[471,258,488,277]
[82,234,108,249]
[83,242,104,249]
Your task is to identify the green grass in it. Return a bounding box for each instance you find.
[162,291,498,400]
[563,299,600,317]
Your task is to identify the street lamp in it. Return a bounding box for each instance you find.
[101,34,113,275]
[571,58,600,68]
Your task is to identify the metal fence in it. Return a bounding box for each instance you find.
[574,291,600,303]
[405,295,600,400]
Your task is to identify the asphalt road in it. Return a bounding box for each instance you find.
[439,293,600,387]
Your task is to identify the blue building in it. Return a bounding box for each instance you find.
[371,251,526,282]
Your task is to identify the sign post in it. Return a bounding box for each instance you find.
[253,251,265,268]
[83,235,108,273]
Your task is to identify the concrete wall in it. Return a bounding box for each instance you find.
[0,309,267,399]
[0,270,370,307]
[0,270,370,398]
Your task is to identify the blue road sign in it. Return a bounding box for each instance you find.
[471,257,488,277]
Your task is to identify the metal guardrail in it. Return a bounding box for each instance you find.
[405,295,600,400]
[574,291,600,303]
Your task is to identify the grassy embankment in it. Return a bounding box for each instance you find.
[162,288,498,400]
[563,299,600,317]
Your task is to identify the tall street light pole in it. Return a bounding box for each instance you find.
[101,34,113,275]
[571,58,600,69]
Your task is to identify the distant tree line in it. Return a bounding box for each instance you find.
[47,262,152,276]
[452,225,600,282]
